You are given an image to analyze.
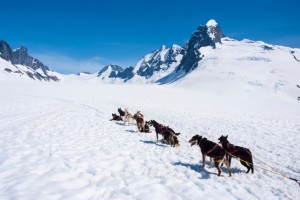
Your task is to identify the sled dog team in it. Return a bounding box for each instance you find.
[111,108,254,177]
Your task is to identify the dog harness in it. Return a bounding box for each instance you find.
[157,124,167,135]
[206,144,223,157]
[226,143,237,153]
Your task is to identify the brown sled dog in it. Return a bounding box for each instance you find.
[189,135,231,177]
[133,111,145,132]
[218,135,254,174]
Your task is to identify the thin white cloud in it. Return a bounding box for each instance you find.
[31,52,105,74]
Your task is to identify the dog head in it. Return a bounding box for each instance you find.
[218,135,228,144]
[112,113,117,117]
[145,121,150,127]
[147,120,155,127]
[189,135,202,146]
[132,113,137,120]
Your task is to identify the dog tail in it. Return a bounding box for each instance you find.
[175,132,180,136]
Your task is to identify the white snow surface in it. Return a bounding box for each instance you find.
[0,77,299,200]
[1,36,300,199]
[206,19,218,27]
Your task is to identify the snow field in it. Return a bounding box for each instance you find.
[0,81,299,200]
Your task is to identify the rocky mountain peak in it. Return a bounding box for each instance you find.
[15,46,28,53]
[0,40,59,81]
[175,20,225,74]
[97,64,123,78]
[206,19,224,43]
[0,40,14,61]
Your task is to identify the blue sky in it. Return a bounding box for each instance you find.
[1,0,299,74]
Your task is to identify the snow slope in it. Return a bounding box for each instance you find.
[173,38,300,101]
[69,37,300,103]
[0,57,61,82]
[0,78,299,200]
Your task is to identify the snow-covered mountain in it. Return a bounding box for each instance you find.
[174,37,300,99]
[176,19,223,74]
[93,19,300,100]
[93,45,184,83]
[0,40,60,81]
[96,19,299,85]
[1,20,299,101]
[95,64,134,83]
[96,19,225,83]
[128,44,184,83]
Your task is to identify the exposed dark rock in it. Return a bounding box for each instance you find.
[135,45,184,78]
[4,68,12,73]
[118,66,134,81]
[0,40,59,81]
[176,25,215,73]
[263,45,273,51]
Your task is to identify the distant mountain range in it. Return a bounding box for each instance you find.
[92,20,225,84]
[1,20,299,101]
[0,40,59,81]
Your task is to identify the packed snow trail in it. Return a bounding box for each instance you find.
[0,82,299,200]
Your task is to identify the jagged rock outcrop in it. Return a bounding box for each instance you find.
[0,40,60,81]
[176,19,224,73]
[134,45,184,79]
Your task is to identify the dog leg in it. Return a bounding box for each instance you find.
[209,157,213,168]
[215,161,221,176]
[228,155,232,167]
[202,154,206,168]
[223,158,232,177]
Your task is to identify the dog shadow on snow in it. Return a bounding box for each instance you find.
[172,161,242,178]
[126,130,138,133]
[172,161,245,179]
[140,140,168,148]
[115,122,126,126]
[173,162,215,178]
